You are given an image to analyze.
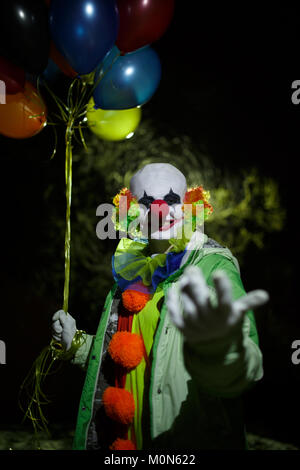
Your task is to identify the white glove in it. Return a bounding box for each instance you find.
[52,310,77,351]
[166,265,269,344]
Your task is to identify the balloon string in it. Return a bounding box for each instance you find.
[63,119,74,313]
[18,78,89,446]
[77,50,121,114]
[62,77,88,312]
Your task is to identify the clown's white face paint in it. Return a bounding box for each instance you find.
[138,202,184,240]
[130,163,187,240]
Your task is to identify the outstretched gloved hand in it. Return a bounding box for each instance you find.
[166,265,269,344]
[52,310,77,351]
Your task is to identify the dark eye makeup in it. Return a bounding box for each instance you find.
[163,189,181,205]
[138,191,155,209]
[138,189,181,209]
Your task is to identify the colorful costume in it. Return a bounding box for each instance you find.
[71,236,262,450]
[52,163,266,450]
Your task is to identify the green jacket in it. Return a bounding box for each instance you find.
[72,245,263,450]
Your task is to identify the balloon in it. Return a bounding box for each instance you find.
[0,1,50,74]
[0,81,47,139]
[0,56,25,94]
[93,46,161,110]
[116,0,174,53]
[86,98,141,141]
[42,59,62,84]
[49,0,119,75]
[45,0,77,78]
[50,42,78,79]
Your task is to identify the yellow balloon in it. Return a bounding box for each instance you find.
[86,98,142,141]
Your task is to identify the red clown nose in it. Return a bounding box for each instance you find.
[150,199,169,221]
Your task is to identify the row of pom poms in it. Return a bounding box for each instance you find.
[103,287,151,450]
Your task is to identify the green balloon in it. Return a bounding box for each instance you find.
[86,98,141,141]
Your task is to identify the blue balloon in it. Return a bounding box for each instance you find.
[49,0,119,75]
[93,46,162,110]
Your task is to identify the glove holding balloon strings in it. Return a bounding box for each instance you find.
[19,300,86,437]
[51,310,86,361]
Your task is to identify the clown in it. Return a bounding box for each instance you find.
[52,163,268,450]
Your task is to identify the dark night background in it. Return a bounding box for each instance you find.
[0,2,300,450]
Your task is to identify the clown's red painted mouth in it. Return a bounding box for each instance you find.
[158,217,183,232]
[146,211,183,233]
[159,219,175,231]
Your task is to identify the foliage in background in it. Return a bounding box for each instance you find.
[37,118,284,330]
[208,170,284,258]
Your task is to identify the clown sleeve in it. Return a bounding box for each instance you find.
[183,254,264,398]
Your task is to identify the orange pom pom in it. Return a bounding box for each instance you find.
[122,289,150,313]
[110,438,136,450]
[108,331,144,370]
[102,387,135,425]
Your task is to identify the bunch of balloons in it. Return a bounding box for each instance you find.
[0,0,174,141]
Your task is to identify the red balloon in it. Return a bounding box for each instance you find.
[116,0,174,53]
[0,56,25,94]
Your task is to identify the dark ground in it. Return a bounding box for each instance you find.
[0,3,300,451]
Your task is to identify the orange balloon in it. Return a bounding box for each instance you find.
[0,81,47,139]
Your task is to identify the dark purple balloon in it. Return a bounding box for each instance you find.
[0,0,50,75]
[116,0,174,53]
